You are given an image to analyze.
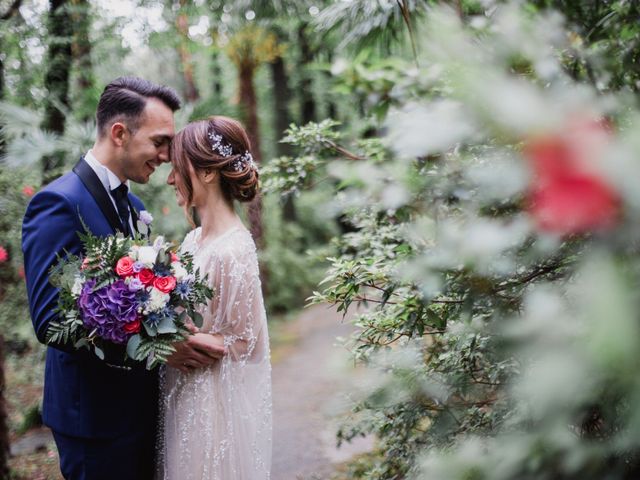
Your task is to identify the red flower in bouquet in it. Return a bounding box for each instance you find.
[0,247,7,263]
[525,116,620,235]
[154,275,177,294]
[115,256,135,277]
[137,268,155,286]
[124,319,141,334]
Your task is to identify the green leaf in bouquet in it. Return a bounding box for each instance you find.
[94,345,105,360]
[143,321,158,337]
[157,249,167,265]
[136,220,149,237]
[126,334,142,360]
[157,316,178,334]
[74,338,89,350]
[191,310,204,329]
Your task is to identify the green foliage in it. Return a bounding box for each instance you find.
[267,2,640,478]
[260,191,336,314]
[0,165,39,348]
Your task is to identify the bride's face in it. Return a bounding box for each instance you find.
[167,161,211,208]
[167,164,190,207]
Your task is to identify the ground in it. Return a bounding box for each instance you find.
[8,304,373,479]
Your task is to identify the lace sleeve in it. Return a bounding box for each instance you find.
[208,232,268,364]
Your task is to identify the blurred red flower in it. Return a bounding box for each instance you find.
[22,185,35,196]
[162,206,170,216]
[525,117,620,235]
[0,247,7,263]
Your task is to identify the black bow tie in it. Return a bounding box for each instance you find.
[110,184,131,236]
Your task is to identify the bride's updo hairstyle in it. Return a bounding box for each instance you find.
[170,116,259,210]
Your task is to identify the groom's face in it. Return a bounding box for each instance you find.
[120,98,175,183]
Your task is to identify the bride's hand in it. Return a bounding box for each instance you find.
[166,333,226,373]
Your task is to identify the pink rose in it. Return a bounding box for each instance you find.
[170,252,179,263]
[0,247,7,263]
[22,186,35,196]
[115,256,135,277]
[153,275,177,294]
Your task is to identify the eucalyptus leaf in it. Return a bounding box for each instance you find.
[94,346,104,360]
[137,220,149,236]
[126,334,142,359]
[192,311,204,329]
[143,322,158,337]
[157,316,178,334]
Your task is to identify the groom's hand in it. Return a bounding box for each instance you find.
[166,333,226,373]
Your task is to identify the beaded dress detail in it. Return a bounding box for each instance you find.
[157,227,272,479]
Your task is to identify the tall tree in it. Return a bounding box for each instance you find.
[226,25,283,248]
[70,0,95,122]
[175,0,199,103]
[297,21,316,124]
[41,0,73,179]
[0,0,23,156]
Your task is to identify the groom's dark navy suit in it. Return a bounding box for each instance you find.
[22,158,158,480]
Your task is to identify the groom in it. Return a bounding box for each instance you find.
[22,77,224,480]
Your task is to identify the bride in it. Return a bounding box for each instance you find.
[158,116,272,479]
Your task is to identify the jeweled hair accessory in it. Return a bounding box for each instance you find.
[207,132,234,157]
[207,129,257,172]
[230,152,256,172]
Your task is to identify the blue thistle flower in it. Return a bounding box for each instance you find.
[153,264,172,277]
[145,311,162,328]
[175,282,191,300]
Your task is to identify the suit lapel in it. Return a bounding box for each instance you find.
[129,200,139,234]
[72,157,125,235]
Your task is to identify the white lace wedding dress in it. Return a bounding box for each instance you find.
[157,226,272,480]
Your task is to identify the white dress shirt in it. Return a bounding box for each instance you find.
[84,150,134,232]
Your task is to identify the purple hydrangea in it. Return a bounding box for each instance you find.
[78,279,140,344]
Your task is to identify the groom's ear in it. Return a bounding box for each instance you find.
[110,122,128,147]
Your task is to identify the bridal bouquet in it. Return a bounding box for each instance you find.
[46,215,213,369]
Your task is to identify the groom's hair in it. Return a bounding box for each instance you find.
[96,77,181,137]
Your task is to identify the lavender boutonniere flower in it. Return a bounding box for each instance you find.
[139,210,153,225]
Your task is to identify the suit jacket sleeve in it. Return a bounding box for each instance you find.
[22,189,84,352]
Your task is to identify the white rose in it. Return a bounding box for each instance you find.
[146,287,170,313]
[138,246,158,266]
[171,262,188,281]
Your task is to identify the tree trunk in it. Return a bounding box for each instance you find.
[238,63,264,249]
[297,22,316,124]
[0,35,5,157]
[70,0,95,122]
[176,0,199,103]
[41,0,73,178]
[211,47,223,101]
[0,0,23,155]
[270,54,298,222]
[0,335,8,479]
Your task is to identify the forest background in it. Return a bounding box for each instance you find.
[3,0,640,479]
